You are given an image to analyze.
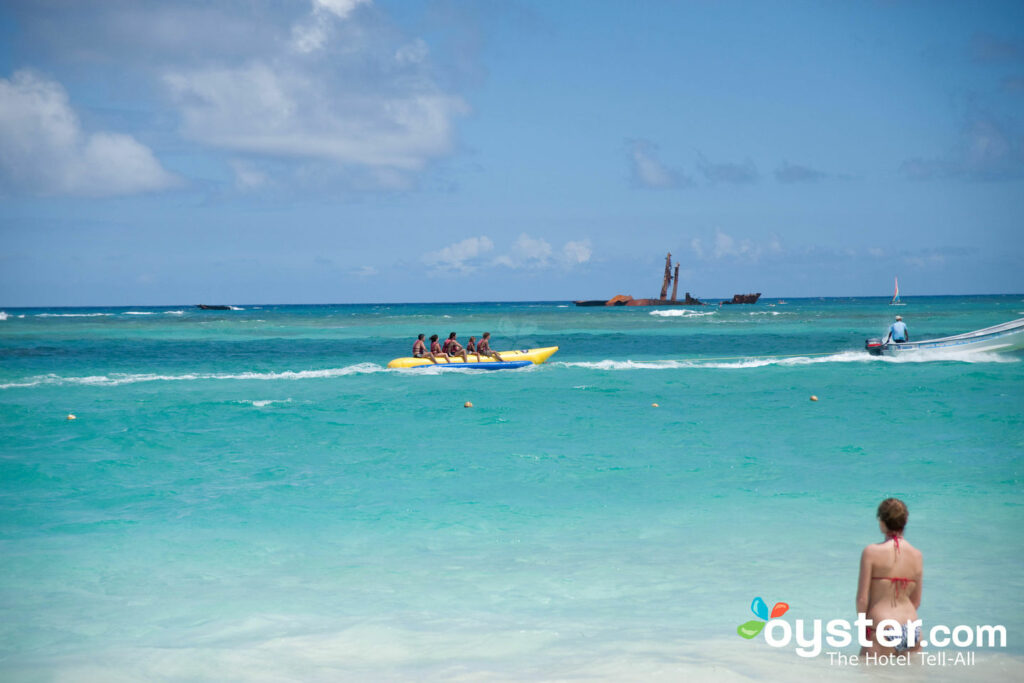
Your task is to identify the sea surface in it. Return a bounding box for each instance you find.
[1,297,1022,681]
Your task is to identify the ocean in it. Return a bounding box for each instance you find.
[1,297,1022,681]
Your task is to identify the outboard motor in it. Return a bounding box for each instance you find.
[865,338,884,355]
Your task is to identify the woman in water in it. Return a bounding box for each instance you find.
[856,498,923,656]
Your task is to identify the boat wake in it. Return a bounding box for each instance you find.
[0,363,386,389]
[391,363,537,375]
[556,349,1017,370]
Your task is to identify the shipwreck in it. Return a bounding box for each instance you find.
[574,253,761,307]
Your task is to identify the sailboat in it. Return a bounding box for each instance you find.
[890,277,905,306]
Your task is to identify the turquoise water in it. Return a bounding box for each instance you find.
[1,298,1022,679]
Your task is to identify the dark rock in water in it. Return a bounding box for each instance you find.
[606,295,634,306]
[573,300,609,307]
[721,293,761,305]
[197,304,232,310]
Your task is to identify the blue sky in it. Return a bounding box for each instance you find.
[1,0,1022,306]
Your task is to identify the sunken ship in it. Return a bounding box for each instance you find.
[574,253,759,307]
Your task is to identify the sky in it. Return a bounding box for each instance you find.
[1,0,1023,306]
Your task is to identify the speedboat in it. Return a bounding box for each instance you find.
[388,346,559,369]
[865,318,1024,356]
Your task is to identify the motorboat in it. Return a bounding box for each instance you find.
[866,318,1024,355]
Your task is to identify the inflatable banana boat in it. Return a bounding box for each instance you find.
[387,346,559,370]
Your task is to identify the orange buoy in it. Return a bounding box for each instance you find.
[810,395,818,402]
[651,403,660,408]
[66,414,77,420]
[464,401,473,408]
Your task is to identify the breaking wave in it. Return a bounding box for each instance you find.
[242,398,294,408]
[649,309,716,318]
[0,311,7,321]
[36,312,113,318]
[0,363,385,389]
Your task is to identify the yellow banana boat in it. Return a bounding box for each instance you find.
[387,346,558,369]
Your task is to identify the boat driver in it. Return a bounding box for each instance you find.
[887,315,909,344]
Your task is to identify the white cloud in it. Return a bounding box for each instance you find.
[165,64,465,171]
[162,0,466,185]
[691,229,773,262]
[493,234,592,269]
[230,159,270,190]
[562,239,592,264]
[494,233,553,268]
[425,234,591,273]
[900,116,1024,182]
[351,265,378,277]
[0,70,178,197]
[690,237,705,259]
[292,0,370,54]
[396,39,430,66]
[904,253,946,268]
[697,154,759,184]
[629,140,689,189]
[423,236,494,273]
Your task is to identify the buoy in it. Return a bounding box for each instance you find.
[651,403,660,408]
[66,414,77,420]
[464,401,473,408]
[810,395,818,402]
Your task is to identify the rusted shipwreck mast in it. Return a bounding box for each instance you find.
[575,253,759,306]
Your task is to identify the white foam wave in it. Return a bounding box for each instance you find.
[165,310,185,315]
[229,306,245,311]
[35,312,112,318]
[245,399,293,408]
[0,364,385,389]
[556,349,1018,371]
[0,311,7,321]
[395,362,537,376]
[124,311,155,315]
[648,309,716,318]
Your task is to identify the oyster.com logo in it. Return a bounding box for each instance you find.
[737,596,790,639]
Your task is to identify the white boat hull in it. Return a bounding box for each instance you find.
[866,318,1024,355]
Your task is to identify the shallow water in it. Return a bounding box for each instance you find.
[1,297,1022,679]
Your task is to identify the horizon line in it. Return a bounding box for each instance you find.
[2,292,1023,309]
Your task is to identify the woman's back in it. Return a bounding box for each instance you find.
[863,536,922,621]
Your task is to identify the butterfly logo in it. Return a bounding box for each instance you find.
[737,596,789,639]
